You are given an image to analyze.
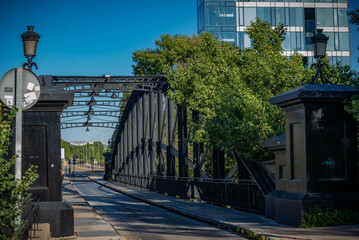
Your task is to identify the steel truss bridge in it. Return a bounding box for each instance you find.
[41,74,274,214]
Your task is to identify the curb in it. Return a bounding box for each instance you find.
[89,177,277,240]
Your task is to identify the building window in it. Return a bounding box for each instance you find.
[275,7,286,26]
[222,32,236,44]
[316,8,334,27]
[290,8,304,27]
[326,32,335,51]
[257,7,271,25]
[283,32,305,51]
[339,32,349,51]
[198,3,205,33]
[338,8,348,27]
[305,8,315,51]
[243,8,256,26]
[238,32,251,49]
[206,5,236,27]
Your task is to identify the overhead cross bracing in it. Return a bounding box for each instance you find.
[38,75,168,130]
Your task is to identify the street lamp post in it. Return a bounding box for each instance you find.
[309,28,338,85]
[21,26,40,72]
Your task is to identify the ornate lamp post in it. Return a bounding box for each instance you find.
[309,29,337,84]
[108,139,112,151]
[21,26,40,71]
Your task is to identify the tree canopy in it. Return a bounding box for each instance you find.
[132,19,312,160]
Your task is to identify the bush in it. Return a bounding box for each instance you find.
[300,205,359,228]
[0,103,38,238]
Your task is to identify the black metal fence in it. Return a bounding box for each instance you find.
[115,174,265,214]
[20,198,40,240]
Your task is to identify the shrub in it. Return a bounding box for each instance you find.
[0,103,38,238]
[300,205,359,228]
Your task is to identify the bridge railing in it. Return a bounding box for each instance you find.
[115,174,264,214]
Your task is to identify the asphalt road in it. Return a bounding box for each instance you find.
[70,175,244,240]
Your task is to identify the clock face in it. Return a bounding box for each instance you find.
[0,68,41,110]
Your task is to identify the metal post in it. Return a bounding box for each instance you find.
[192,111,203,178]
[213,148,225,179]
[178,105,188,177]
[141,93,149,176]
[15,67,23,181]
[156,93,164,175]
[136,95,141,176]
[14,67,23,227]
[129,103,134,175]
[149,91,155,175]
[166,97,175,176]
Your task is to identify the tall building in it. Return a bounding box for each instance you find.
[197,0,350,66]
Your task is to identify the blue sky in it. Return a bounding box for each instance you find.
[0,0,358,144]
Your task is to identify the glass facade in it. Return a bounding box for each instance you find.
[197,0,351,66]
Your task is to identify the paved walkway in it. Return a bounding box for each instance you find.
[89,175,359,240]
[56,177,124,240]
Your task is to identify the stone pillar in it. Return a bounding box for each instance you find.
[103,152,112,180]
[266,84,359,226]
[22,84,74,237]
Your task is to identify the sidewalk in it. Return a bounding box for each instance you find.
[56,177,125,240]
[89,175,359,240]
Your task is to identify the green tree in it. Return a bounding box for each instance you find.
[0,104,38,238]
[132,19,312,160]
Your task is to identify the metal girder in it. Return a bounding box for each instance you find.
[74,91,126,98]
[40,75,169,93]
[72,100,122,107]
[61,111,121,118]
[61,122,118,129]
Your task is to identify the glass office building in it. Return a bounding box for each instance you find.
[197,0,351,65]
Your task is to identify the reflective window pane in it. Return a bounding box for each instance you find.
[244,8,256,26]
[198,4,205,32]
[257,7,271,24]
[206,7,221,26]
[339,32,349,50]
[239,32,251,48]
[317,8,334,27]
[341,57,350,66]
[222,32,236,44]
[222,7,236,26]
[206,6,236,26]
[276,7,285,25]
[290,8,303,26]
[326,32,334,51]
[283,32,290,50]
[338,9,348,27]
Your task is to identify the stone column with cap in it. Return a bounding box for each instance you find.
[265,84,359,226]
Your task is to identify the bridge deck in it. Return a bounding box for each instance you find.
[90,176,359,240]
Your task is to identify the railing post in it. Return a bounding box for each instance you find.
[192,111,203,178]
[136,94,141,176]
[166,97,175,176]
[156,92,164,175]
[149,91,155,175]
[178,105,188,177]
[212,148,225,179]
